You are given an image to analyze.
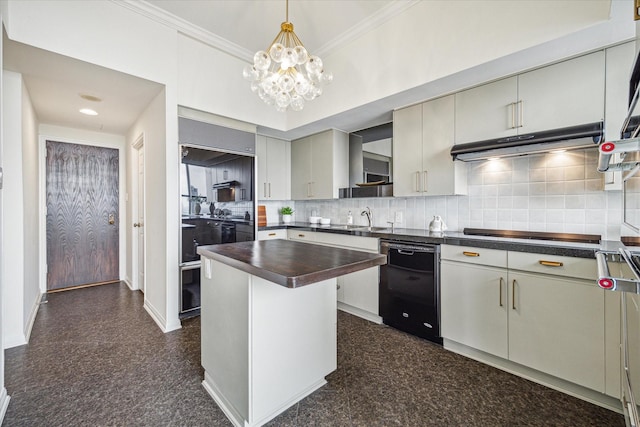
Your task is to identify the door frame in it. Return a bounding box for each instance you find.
[131,133,145,292]
[38,130,127,294]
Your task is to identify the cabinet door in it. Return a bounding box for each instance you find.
[454,76,518,144]
[290,137,312,200]
[422,95,466,195]
[338,267,379,315]
[441,261,508,358]
[256,135,269,200]
[508,271,605,392]
[518,51,605,134]
[309,131,334,200]
[393,104,423,197]
[266,137,289,200]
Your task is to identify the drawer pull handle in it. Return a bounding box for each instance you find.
[268,233,276,236]
[539,260,563,267]
[463,251,480,257]
[423,322,433,328]
[499,277,504,307]
[402,312,409,318]
[512,279,516,310]
[298,234,305,238]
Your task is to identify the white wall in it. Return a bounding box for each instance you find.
[1,70,40,349]
[5,0,181,332]
[20,75,39,344]
[127,88,180,332]
[0,5,9,420]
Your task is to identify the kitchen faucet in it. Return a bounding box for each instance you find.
[361,206,372,228]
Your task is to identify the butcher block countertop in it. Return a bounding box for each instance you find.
[197,239,386,288]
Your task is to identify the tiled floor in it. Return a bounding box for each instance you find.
[3,282,625,426]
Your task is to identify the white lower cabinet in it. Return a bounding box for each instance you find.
[441,245,606,395]
[508,271,604,392]
[287,230,380,322]
[441,261,508,359]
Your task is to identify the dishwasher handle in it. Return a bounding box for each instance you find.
[381,241,438,254]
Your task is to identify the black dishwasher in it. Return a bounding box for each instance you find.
[379,240,441,344]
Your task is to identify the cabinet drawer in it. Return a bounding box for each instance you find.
[257,229,287,240]
[287,230,317,242]
[441,245,507,268]
[508,251,596,281]
[313,232,378,252]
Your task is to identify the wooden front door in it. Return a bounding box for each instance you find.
[46,141,119,291]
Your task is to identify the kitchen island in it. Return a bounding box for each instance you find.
[197,239,386,427]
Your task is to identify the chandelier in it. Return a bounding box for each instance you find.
[242,0,332,112]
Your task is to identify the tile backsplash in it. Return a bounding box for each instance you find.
[261,148,623,240]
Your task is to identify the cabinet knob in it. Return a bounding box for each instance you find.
[463,251,480,257]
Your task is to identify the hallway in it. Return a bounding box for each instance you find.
[3,282,625,426]
[3,283,226,426]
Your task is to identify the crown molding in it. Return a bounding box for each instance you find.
[314,0,420,58]
[113,0,419,63]
[114,0,255,62]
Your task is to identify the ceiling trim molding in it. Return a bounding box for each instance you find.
[113,0,420,64]
[314,0,420,58]
[114,0,254,62]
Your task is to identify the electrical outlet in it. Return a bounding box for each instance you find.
[395,211,403,223]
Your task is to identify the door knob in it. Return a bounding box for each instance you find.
[108,213,115,225]
[133,222,143,227]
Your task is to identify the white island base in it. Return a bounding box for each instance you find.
[200,258,337,427]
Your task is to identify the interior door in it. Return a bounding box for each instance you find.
[137,147,145,293]
[46,140,119,291]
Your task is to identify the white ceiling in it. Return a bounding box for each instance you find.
[2,0,633,139]
[3,36,164,134]
[144,0,397,57]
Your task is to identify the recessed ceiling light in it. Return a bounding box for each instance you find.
[79,108,98,116]
[79,94,102,102]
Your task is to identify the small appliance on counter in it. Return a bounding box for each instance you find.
[429,215,447,232]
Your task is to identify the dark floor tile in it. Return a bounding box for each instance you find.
[3,282,626,427]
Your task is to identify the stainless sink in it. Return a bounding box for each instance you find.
[330,224,365,230]
[331,225,390,232]
[356,226,390,232]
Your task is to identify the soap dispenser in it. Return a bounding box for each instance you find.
[347,210,353,225]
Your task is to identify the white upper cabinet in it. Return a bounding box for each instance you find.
[392,104,423,197]
[256,135,290,200]
[291,130,349,200]
[393,95,467,197]
[455,51,605,144]
[454,77,518,144]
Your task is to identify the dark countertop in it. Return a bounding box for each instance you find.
[182,215,253,225]
[260,222,614,259]
[197,239,387,288]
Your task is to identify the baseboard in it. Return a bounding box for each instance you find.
[143,301,182,333]
[0,388,10,425]
[444,339,623,414]
[202,372,326,427]
[143,301,169,333]
[23,290,42,344]
[3,290,42,349]
[123,278,133,290]
[337,302,382,324]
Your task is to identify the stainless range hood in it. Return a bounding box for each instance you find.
[450,121,604,161]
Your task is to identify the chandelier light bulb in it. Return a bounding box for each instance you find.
[243,0,331,112]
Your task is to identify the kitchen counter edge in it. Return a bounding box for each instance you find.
[259,222,617,259]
